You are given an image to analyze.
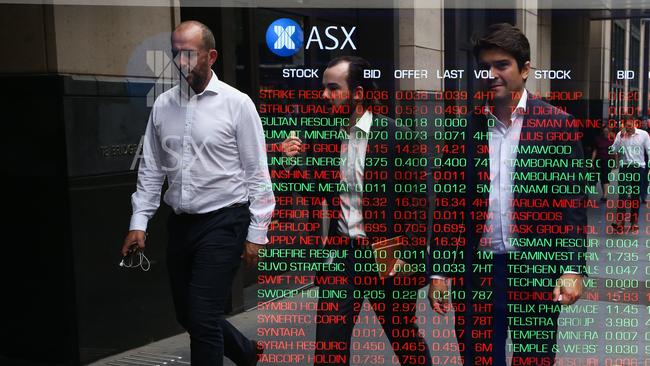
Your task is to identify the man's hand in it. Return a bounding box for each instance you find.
[388,259,414,277]
[280,137,302,157]
[428,278,450,314]
[242,241,264,268]
[121,230,146,256]
[553,273,584,305]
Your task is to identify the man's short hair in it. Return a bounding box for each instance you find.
[472,23,530,71]
[173,20,216,51]
[327,56,378,107]
[327,56,378,93]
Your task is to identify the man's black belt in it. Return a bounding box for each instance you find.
[175,202,249,219]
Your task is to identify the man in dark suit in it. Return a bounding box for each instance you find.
[427,24,587,366]
[281,56,431,366]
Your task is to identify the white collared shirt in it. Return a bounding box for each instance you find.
[482,89,527,253]
[610,128,650,168]
[129,71,275,244]
[337,110,373,239]
[431,91,579,279]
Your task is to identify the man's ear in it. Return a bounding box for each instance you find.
[353,86,364,103]
[208,49,218,67]
[521,60,531,81]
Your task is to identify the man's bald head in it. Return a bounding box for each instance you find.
[171,20,218,94]
[174,20,216,51]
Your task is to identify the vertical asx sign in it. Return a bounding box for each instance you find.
[265,18,357,57]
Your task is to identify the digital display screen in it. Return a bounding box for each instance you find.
[247,2,650,365]
[4,1,650,365]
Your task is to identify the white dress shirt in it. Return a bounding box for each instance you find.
[610,128,650,168]
[482,89,527,253]
[430,93,525,280]
[431,90,578,279]
[337,110,373,239]
[130,71,275,244]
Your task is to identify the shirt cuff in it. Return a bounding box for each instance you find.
[247,226,269,245]
[129,214,149,232]
[430,275,447,281]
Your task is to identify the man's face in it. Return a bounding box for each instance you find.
[625,120,636,134]
[171,26,215,92]
[478,48,530,102]
[322,62,355,111]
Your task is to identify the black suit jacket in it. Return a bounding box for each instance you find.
[430,96,587,279]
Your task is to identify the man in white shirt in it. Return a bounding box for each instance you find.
[610,118,650,233]
[282,56,431,366]
[428,23,587,366]
[121,21,274,366]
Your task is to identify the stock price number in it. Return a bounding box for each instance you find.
[352,341,386,351]
[351,355,384,364]
[393,170,427,181]
[432,157,466,167]
[394,183,427,193]
[352,288,385,300]
[395,143,427,154]
[394,157,427,167]
[395,117,428,128]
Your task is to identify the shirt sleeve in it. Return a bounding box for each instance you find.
[129,109,166,231]
[610,132,621,152]
[237,96,276,244]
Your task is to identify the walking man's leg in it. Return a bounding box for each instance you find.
[171,207,253,366]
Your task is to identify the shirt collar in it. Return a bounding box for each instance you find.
[483,89,528,117]
[514,89,527,116]
[353,110,373,134]
[178,70,219,100]
[199,70,219,95]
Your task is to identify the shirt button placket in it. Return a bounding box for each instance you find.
[181,98,196,210]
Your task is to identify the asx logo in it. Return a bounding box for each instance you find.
[265,18,357,57]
